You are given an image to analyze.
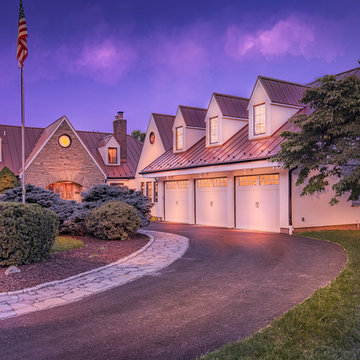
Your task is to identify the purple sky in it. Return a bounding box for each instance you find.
[1,0,359,133]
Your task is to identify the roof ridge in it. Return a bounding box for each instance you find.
[179,105,207,111]
[258,75,310,88]
[333,66,360,77]
[213,92,249,101]
[0,124,44,130]
[152,112,175,118]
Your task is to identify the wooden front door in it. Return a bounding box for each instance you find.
[46,182,82,201]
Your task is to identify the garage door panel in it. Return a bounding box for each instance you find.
[236,175,279,232]
[165,181,189,223]
[196,178,228,227]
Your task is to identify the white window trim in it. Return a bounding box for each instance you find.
[253,103,266,136]
[209,116,219,144]
[176,126,184,150]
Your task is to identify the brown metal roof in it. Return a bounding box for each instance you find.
[308,66,360,86]
[140,120,297,174]
[179,105,207,128]
[152,113,175,151]
[213,93,249,119]
[0,121,143,179]
[258,76,308,107]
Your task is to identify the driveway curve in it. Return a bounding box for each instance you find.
[0,223,346,360]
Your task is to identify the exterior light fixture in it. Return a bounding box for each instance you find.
[149,132,155,144]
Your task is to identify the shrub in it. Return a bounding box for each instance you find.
[1,184,87,235]
[0,202,59,266]
[0,166,19,194]
[85,201,140,241]
[82,184,153,227]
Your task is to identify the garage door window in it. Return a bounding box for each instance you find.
[238,176,257,186]
[166,181,177,189]
[213,178,227,187]
[197,179,211,188]
[178,180,189,188]
[259,174,279,185]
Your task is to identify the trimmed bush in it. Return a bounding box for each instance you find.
[0,166,19,194]
[1,184,87,235]
[0,202,59,266]
[82,184,153,227]
[85,201,140,241]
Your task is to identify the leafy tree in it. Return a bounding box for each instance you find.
[272,74,360,205]
[131,129,146,143]
[0,166,19,193]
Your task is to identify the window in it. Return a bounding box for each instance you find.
[238,176,257,186]
[166,181,177,189]
[176,127,183,150]
[58,134,72,148]
[109,183,124,187]
[154,181,158,202]
[209,117,219,144]
[254,104,266,135]
[108,147,118,164]
[213,178,227,187]
[149,132,155,144]
[146,182,152,201]
[259,174,279,185]
[141,182,145,195]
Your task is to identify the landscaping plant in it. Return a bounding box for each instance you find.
[85,201,141,241]
[0,202,59,266]
[82,184,153,227]
[0,166,19,194]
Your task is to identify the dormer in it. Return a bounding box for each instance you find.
[172,105,206,153]
[248,76,307,140]
[205,93,248,147]
[98,135,121,165]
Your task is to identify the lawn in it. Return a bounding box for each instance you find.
[51,236,84,252]
[201,230,360,360]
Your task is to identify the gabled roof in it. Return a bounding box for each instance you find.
[140,120,296,174]
[152,113,175,151]
[256,76,308,107]
[179,105,207,128]
[0,118,143,179]
[308,66,360,86]
[97,135,112,148]
[213,93,249,119]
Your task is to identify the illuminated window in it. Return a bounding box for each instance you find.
[58,134,71,148]
[209,117,219,144]
[166,181,177,189]
[197,179,211,188]
[178,180,189,189]
[254,104,266,135]
[238,176,257,186]
[108,147,117,164]
[176,127,183,150]
[146,182,152,201]
[154,181,158,202]
[213,178,227,187]
[110,183,124,187]
[259,174,279,185]
[141,182,145,195]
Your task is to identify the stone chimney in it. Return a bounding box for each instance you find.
[113,111,127,163]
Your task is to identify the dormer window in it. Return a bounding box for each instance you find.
[254,103,266,135]
[176,127,183,150]
[209,117,219,144]
[108,147,118,164]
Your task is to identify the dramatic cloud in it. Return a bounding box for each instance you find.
[225,15,341,61]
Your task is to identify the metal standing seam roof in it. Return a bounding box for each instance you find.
[179,105,207,128]
[152,113,175,151]
[258,76,308,107]
[308,66,360,86]
[0,121,143,179]
[140,120,297,174]
[213,93,249,119]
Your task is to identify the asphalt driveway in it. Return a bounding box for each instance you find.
[0,223,346,360]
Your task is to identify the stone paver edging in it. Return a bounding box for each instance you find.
[0,230,189,320]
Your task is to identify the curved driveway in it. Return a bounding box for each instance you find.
[0,223,345,360]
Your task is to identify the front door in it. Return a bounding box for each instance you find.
[46,182,82,201]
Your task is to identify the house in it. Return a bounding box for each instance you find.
[0,112,142,201]
[138,67,360,233]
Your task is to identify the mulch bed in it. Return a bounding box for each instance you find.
[0,233,149,293]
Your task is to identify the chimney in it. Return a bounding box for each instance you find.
[113,111,127,163]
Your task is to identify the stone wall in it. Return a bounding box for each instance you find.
[26,121,105,191]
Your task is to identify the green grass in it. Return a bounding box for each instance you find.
[51,236,84,252]
[201,230,360,360]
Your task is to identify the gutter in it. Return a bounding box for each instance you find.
[140,156,273,175]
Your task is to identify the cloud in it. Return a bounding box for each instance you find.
[225,14,341,62]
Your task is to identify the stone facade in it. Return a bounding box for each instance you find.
[26,121,105,192]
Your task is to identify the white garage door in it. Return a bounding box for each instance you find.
[195,177,228,227]
[164,180,190,223]
[235,174,279,232]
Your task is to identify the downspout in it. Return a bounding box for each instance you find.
[288,167,297,235]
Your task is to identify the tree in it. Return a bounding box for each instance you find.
[131,129,146,143]
[272,74,360,205]
[0,166,19,193]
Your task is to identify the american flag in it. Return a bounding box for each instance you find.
[17,0,28,68]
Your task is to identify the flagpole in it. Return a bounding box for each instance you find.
[21,66,26,204]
